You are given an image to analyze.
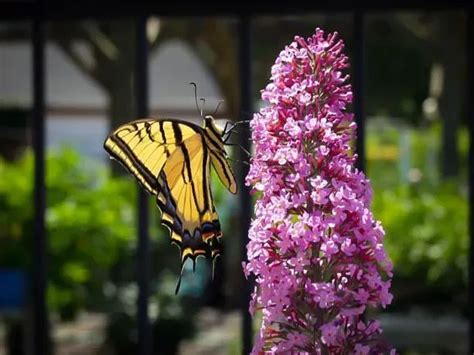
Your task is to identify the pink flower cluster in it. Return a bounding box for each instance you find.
[244,29,394,354]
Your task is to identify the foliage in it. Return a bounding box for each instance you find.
[367,121,468,308]
[0,147,138,318]
[0,145,231,324]
[102,278,198,355]
[373,182,469,307]
[372,182,467,301]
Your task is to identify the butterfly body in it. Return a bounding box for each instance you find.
[104,115,237,275]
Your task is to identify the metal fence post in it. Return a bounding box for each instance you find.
[32,15,50,355]
[135,15,152,355]
[238,14,253,355]
[467,8,474,355]
[353,10,366,172]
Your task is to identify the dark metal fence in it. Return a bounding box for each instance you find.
[135,16,152,355]
[2,2,474,355]
[32,16,49,355]
[238,16,253,355]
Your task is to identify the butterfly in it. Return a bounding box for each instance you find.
[104,111,240,291]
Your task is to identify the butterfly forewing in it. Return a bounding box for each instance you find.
[104,119,199,194]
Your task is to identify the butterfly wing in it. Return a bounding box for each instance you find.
[209,150,238,194]
[105,118,225,291]
[156,133,223,269]
[203,121,238,194]
[104,119,201,195]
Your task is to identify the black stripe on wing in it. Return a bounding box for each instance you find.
[104,135,158,193]
[156,170,223,259]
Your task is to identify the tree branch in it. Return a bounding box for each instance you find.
[54,38,106,89]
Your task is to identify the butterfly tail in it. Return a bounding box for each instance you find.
[175,263,185,295]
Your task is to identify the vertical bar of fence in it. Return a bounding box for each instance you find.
[238,15,253,355]
[135,16,152,355]
[467,8,474,355]
[32,16,49,355]
[353,10,366,172]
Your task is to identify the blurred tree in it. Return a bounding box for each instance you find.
[50,19,239,126]
[0,20,239,123]
[158,19,239,118]
[52,21,136,128]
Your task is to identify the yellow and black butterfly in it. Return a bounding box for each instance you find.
[104,101,240,291]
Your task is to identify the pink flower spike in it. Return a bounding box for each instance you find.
[243,28,394,354]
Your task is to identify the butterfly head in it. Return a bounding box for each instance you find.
[204,115,224,136]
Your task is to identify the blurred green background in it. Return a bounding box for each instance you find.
[0,11,469,355]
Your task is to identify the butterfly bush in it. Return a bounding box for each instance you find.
[243,29,394,354]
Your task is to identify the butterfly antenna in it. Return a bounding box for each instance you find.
[200,98,206,118]
[213,100,224,116]
[190,82,202,118]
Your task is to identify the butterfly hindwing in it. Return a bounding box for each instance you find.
[156,133,223,267]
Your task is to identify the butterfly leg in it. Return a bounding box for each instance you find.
[225,143,251,157]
